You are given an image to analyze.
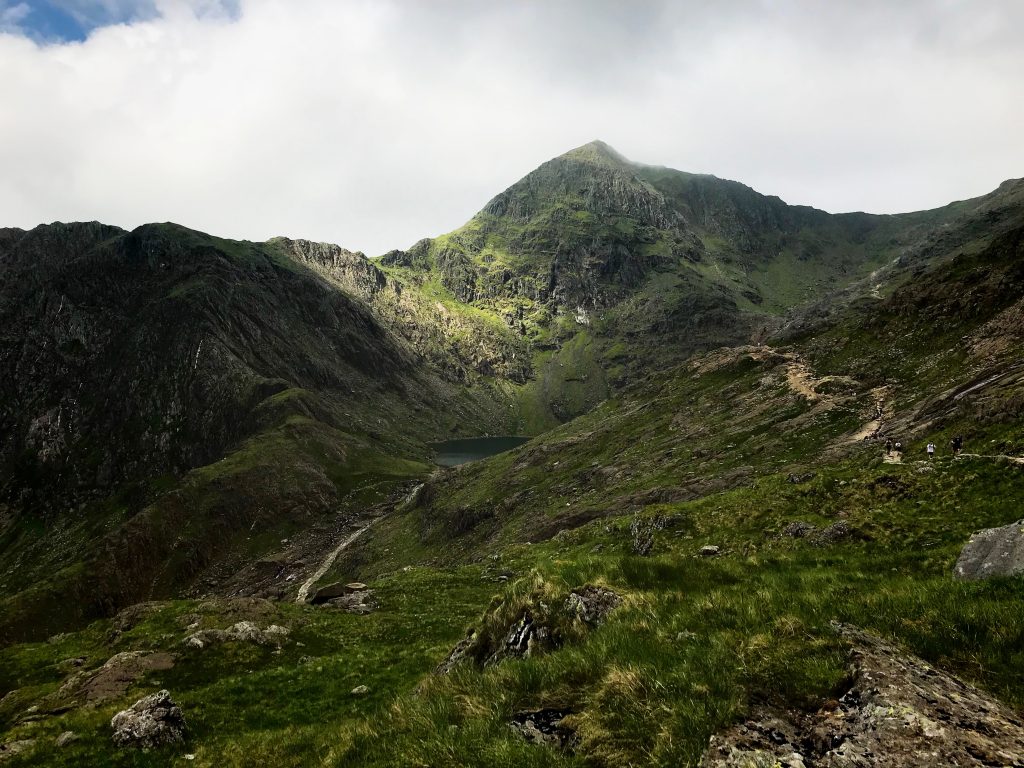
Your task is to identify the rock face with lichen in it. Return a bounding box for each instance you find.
[699,624,1024,767]
[110,690,187,749]
[954,519,1024,581]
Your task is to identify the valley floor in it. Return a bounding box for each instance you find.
[2,447,1024,767]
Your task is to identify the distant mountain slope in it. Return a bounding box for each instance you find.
[0,222,519,641]
[380,141,1024,429]
[394,216,1024,566]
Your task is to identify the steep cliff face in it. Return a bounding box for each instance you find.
[0,223,418,511]
[273,237,530,383]
[0,222,522,640]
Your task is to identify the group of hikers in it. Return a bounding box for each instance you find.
[869,402,965,460]
[884,435,964,459]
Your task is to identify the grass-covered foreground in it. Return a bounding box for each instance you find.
[3,452,1022,766]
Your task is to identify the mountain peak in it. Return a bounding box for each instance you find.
[560,139,632,168]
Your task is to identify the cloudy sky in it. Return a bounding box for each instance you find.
[2,1,1022,254]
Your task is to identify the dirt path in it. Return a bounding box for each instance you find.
[295,520,376,604]
[785,362,821,401]
[752,347,895,446]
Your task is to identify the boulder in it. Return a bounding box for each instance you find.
[55,731,78,747]
[700,545,721,557]
[310,581,368,604]
[954,519,1024,581]
[224,621,263,643]
[781,521,816,538]
[110,690,187,749]
[630,518,654,556]
[564,586,622,626]
[323,589,377,615]
[810,521,852,546]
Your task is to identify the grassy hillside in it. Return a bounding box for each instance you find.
[3,213,1024,765]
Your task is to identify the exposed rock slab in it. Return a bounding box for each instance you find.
[700,624,1024,767]
[510,708,576,750]
[954,519,1024,581]
[322,589,377,614]
[110,689,187,749]
[57,651,176,704]
[184,621,289,649]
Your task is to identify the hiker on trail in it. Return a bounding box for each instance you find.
[927,442,936,459]
[875,402,884,420]
[885,438,893,454]
[951,435,963,455]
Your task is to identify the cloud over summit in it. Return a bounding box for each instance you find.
[1,0,1022,254]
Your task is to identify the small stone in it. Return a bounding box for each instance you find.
[700,545,721,557]
[781,521,816,538]
[55,731,78,748]
[351,685,369,695]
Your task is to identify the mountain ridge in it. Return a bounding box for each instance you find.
[3,142,1024,767]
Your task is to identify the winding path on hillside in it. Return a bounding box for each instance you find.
[750,346,894,445]
[295,520,376,604]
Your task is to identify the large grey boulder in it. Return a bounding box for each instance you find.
[954,519,1024,581]
[110,690,187,749]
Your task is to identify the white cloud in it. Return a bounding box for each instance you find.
[0,2,30,34]
[1,0,1022,254]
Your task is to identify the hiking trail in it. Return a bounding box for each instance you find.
[296,519,376,604]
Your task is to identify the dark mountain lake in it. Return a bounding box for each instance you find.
[431,436,531,467]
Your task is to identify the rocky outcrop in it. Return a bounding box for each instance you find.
[437,583,621,673]
[0,739,35,761]
[184,621,289,649]
[564,586,622,626]
[110,689,187,749]
[510,709,576,750]
[435,631,478,675]
[310,582,378,614]
[954,519,1024,581]
[700,624,1024,767]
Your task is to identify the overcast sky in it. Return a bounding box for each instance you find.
[2,0,1022,255]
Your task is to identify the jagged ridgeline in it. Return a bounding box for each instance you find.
[379,140,1023,429]
[1,141,1023,645]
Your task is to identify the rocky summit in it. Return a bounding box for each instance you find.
[1,143,1024,767]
